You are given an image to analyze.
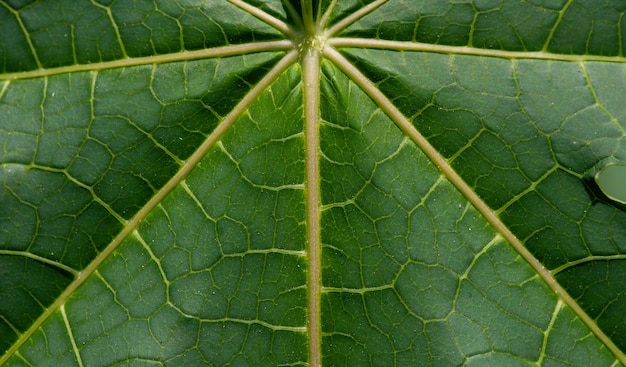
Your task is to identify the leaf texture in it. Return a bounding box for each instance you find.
[1,0,625,366]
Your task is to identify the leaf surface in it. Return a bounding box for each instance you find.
[1,0,625,366]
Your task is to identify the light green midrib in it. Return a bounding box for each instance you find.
[302,42,322,367]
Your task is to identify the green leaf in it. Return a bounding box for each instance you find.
[1,0,625,365]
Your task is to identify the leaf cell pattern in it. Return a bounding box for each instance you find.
[1,0,625,366]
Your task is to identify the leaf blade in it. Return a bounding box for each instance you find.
[2,1,626,365]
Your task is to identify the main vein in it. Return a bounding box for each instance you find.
[302,45,322,367]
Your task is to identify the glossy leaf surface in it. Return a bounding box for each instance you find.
[1,0,625,366]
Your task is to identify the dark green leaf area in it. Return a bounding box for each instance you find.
[500,170,592,269]
[8,313,81,366]
[544,305,623,367]
[347,240,617,366]
[321,290,427,366]
[197,323,308,366]
[1,54,304,365]
[0,54,281,312]
[112,1,283,57]
[40,64,174,221]
[342,49,552,207]
[13,237,170,366]
[548,0,626,56]
[0,80,34,161]
[0,74,91,168]
[320,238,619,366]
[216,65,305,189]
[342,50,626,274]
[1,1,123,72]
[0,165,119,266]
[0,165,120,355]
[502,169,626,351]
[556,261,626,352]
[340,0,561,52]
[9,67,309,367]
[149,53,284,160]
[316,62,607,366]
[344,50,626,180]
[502,170,626,268]
[517,61,626,174]
[0,256,72,354]
[319,61,442,205]
[0,6,38,73]
[0,0,283,73]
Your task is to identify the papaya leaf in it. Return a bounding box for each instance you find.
[1,0,625,365]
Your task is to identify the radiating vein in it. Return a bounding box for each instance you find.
[0,41,293,81]
[0,250,79,276]
[60,305,84,367]
[324,0,389,38]
[318,0,338,31]
[329,38,626,63]
[538,300,564,366]
[228,0,298,38]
